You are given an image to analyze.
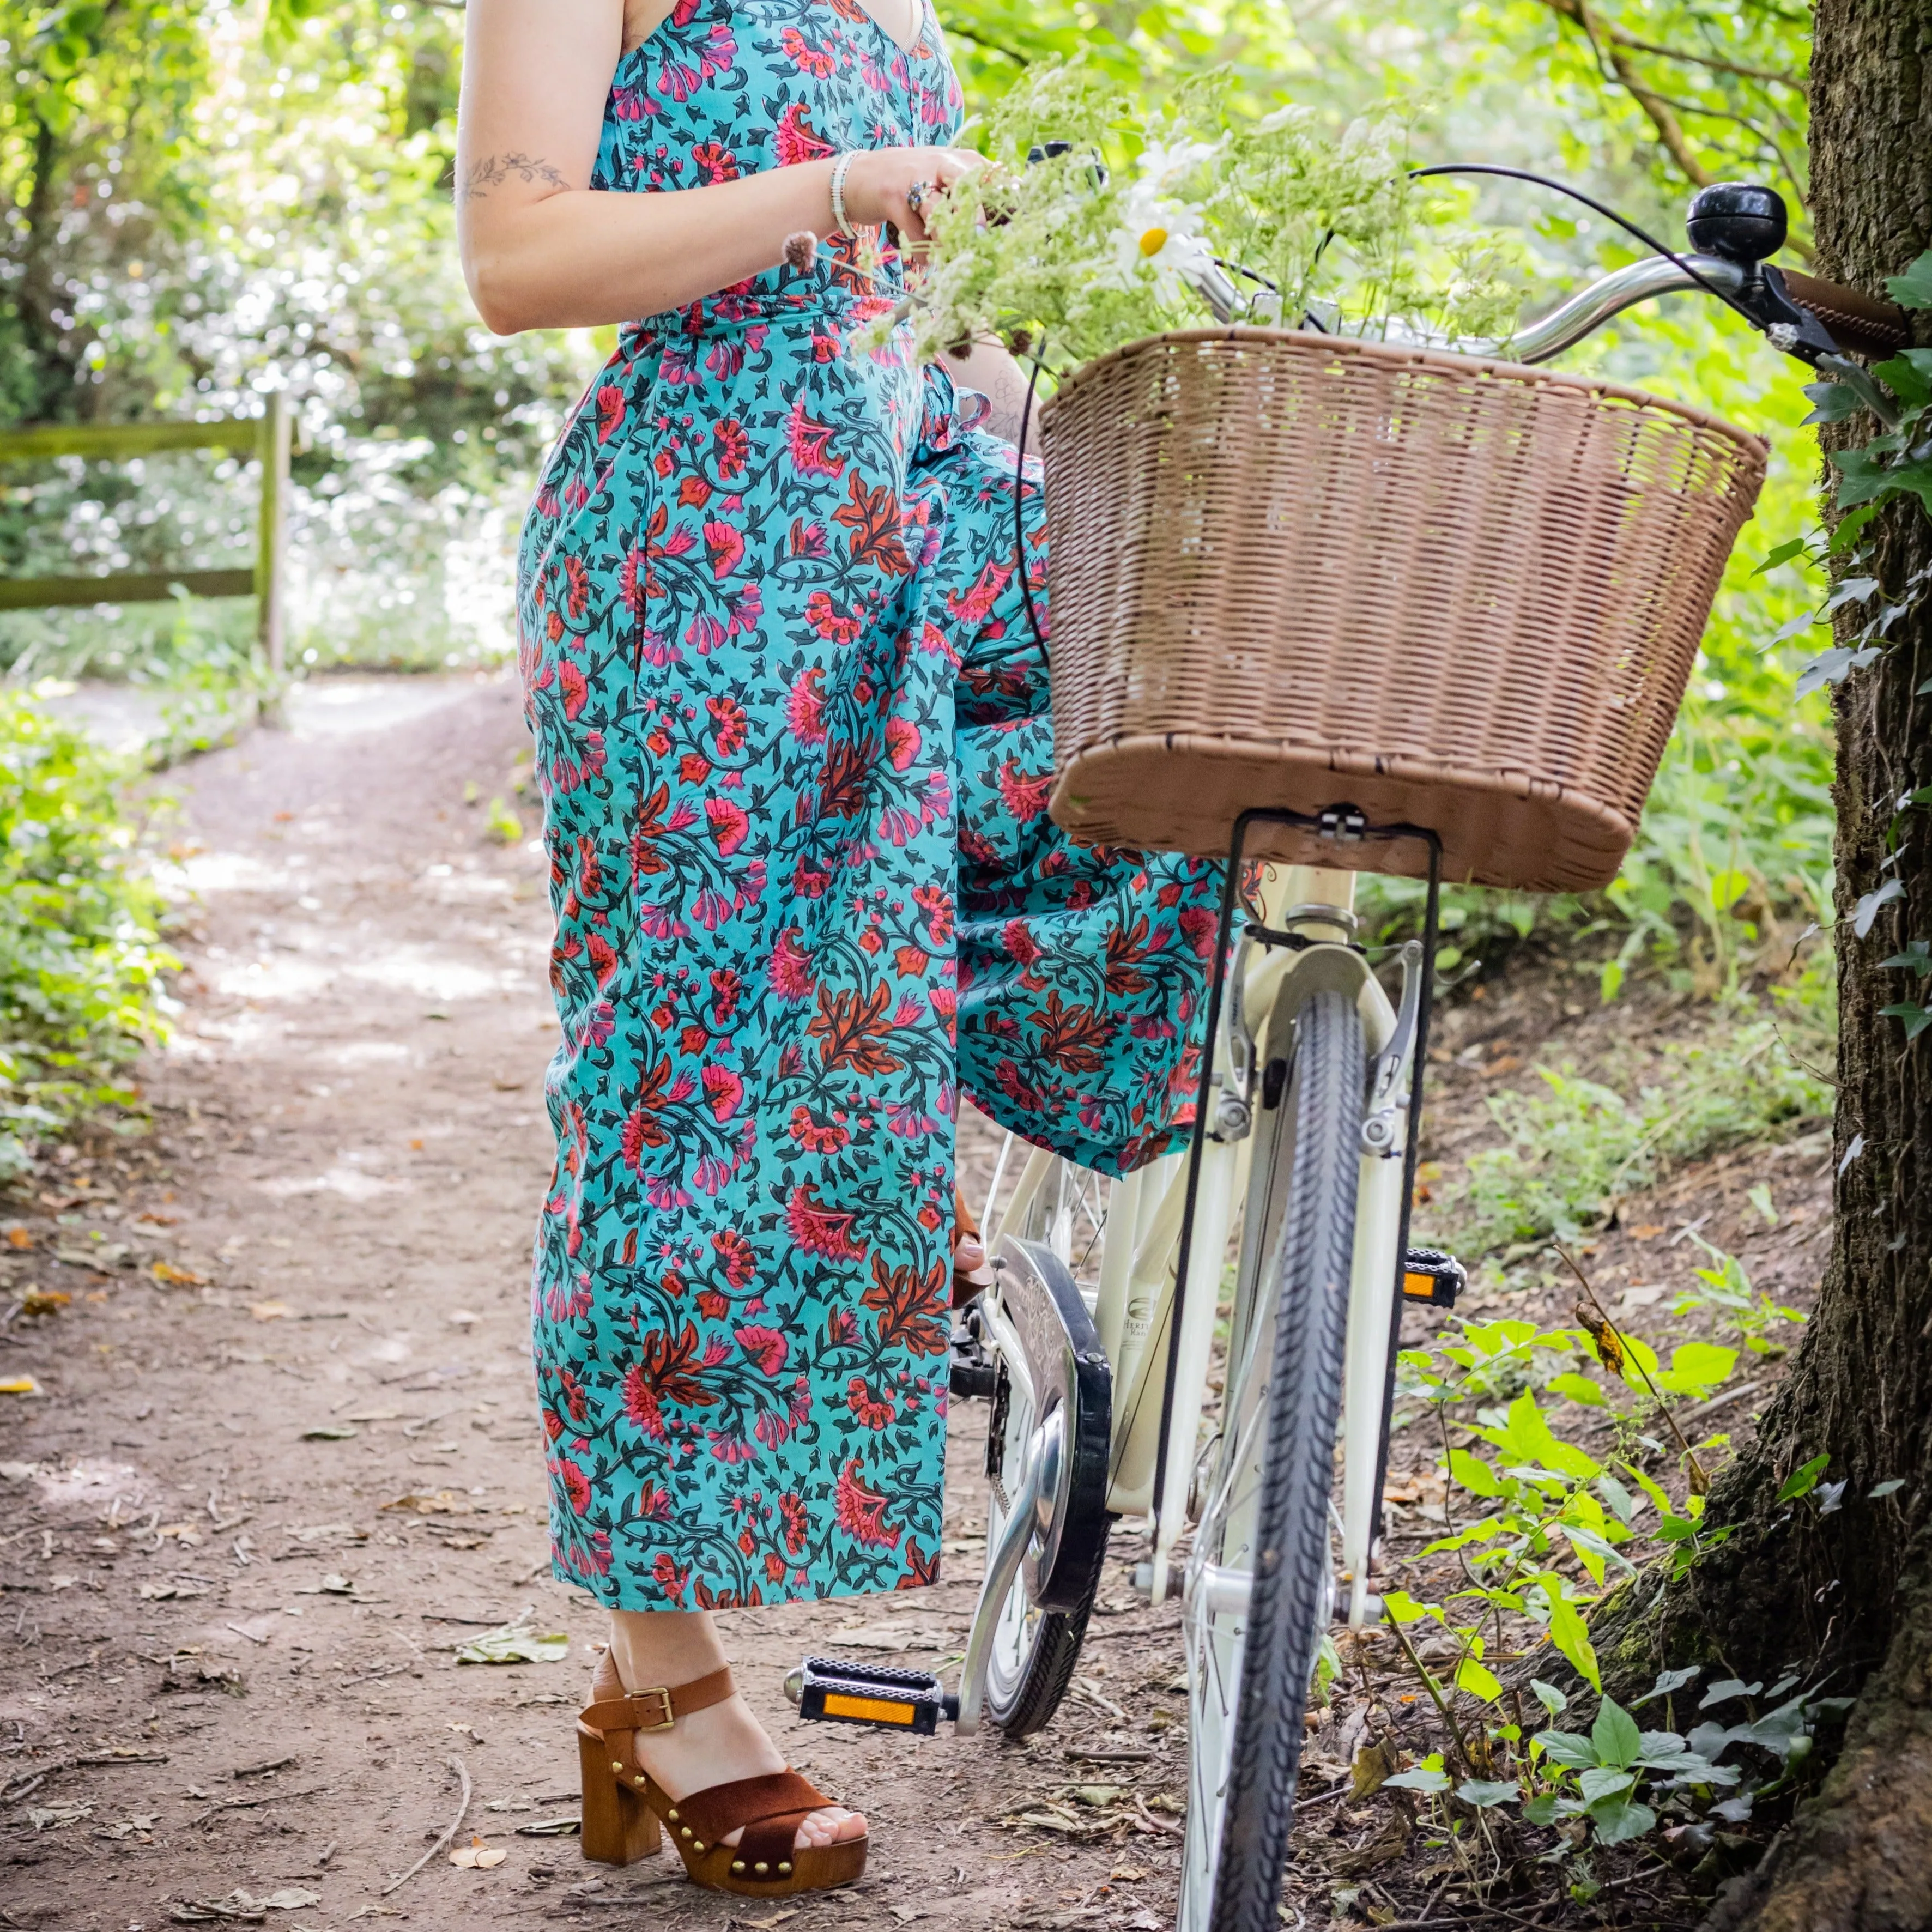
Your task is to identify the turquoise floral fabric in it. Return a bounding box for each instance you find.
[517,0,1220,1610]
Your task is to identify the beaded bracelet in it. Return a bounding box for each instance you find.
[828,152,856,235]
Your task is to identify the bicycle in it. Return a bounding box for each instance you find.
[785,177,1906,1932]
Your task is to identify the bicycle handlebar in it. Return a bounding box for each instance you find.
[1188,178,1911,374]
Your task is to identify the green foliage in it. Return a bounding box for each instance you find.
[0,693,172,1176]
[1,0,588,677]
[1431,1018,1830,1256]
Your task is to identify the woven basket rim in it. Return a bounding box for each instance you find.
[1040,325,1771,463]
[1058,732,1636,837]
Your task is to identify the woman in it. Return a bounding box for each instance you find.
[457,0,1218,1897]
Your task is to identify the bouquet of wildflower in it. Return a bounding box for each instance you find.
[907,61,1525,377]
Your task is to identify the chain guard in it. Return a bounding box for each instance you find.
[990,1234,1112,1613]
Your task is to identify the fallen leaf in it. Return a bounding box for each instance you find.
[1351,1739,1397,1800]
[152,1260,208,1287]
[20,1290,70,1316]
[300,1425,360,1440]
[5,1225,33,1247]
[250,1301,292,1322]
[137,1211,181,1226]
[284,1522,366,1544]
[450,1835,507,1869]
[58,1243,131,1272]
[455,1618,570,1666]
[1630,1224,1666,1241]
[514,1816,582,1836]
[27,1802,94,1830]
[158,1522,205,1545]
[380,1490,471,1516]
[1,1374,43,1396]
[447,1310,479,1327]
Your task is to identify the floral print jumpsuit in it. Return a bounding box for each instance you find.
[517,0,1220,1610]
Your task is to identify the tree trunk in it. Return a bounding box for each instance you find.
[1606,4,1932,1925]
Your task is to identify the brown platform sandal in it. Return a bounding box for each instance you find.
[954,1185,994,1306]
[576,1653,867,1894]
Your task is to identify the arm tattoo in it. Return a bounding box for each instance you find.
[459,152,571,204]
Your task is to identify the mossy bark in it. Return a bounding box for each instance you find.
[1598,5,1932,1924]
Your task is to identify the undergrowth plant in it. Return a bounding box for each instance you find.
[0,693,174,1177]
[1425,1016,1831,1257]
[1372,1246,1822,1880]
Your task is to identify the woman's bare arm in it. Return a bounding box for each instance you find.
[457,0,980,334]
[936,338,1039,456]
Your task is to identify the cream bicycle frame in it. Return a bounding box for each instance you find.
[980,861,1413,1633]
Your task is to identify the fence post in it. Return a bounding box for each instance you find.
[255,390,291,676]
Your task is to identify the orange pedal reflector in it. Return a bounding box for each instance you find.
[1402,1247,1465,1309]
[822,1692,917,1725]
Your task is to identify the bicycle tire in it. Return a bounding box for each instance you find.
[985,1516,1111,1736]
[1189,988,1365,1932]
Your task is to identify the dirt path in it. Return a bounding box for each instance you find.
[1,675,1187,1931]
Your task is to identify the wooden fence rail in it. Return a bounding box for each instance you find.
[0,395,290,673]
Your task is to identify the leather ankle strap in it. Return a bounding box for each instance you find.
[583,1663,735,1736]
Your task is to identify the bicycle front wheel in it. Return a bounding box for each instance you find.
[1178,986,1365,1932]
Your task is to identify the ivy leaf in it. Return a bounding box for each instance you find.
[1885,249,1932,310]
[1831,445,1902,510]
[1383,1765,1451,1794]
[1801,380,1863,426]
[1796,644,1883,699]
[1753,536,1810,573]
[1879,1002,1932,1042]
[1872,349,1932,412]
[1870,1479,1906,1499]
[1854,880,1906,937]
[1830,501,1885,553]
[1591,1697,1643,1771]
[1778,1453,1831,1502]
[1530,1679,1569,1718]
[1878,940,1932,976]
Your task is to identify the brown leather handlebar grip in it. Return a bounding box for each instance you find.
[1780,269,1913,360]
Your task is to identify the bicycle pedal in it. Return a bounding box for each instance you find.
[780,1655,958,1735]
[1403,1246,1466,1309]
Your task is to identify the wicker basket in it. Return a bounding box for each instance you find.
[1038,329,1768,892]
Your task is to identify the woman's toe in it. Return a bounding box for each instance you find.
[795,1804,865,1848]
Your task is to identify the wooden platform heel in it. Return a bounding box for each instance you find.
[574,1655,867,1895]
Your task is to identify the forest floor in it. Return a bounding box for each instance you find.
[0,673,1834,1932]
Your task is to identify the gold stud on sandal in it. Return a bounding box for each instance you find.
[574,1655,867,1894]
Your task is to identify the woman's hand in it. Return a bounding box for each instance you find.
[842,146,982,246]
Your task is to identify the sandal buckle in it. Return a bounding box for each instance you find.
[632,1686,677,1731]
